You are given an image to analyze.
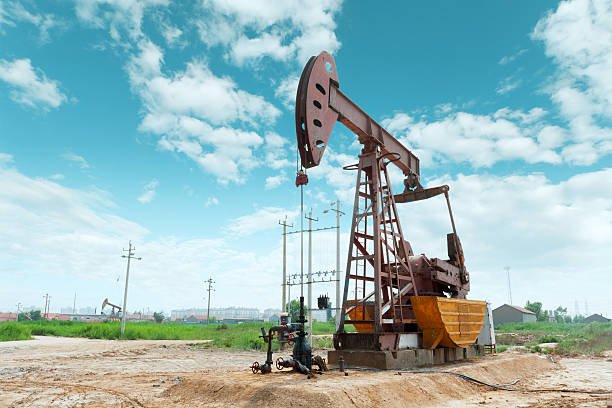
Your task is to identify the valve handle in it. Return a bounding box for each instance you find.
[276,356,285,370]
[287,333,295,346]
[251,361,260,374]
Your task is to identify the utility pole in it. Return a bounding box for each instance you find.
[43,293,50,319]
[324,200,344,329]
[279,217,293,312]
[16,302,22,321]
[306,209,318,346]
[73,292,76,315]
[121,241,141,337]
[504,266,512,305]
[205,278,215,324]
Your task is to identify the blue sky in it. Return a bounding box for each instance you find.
[0,0,611,317]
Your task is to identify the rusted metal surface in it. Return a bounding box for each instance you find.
[295,51,482,352]
[410,296,486,349]
[394,185,449,203]
[296,51,420,186]
[295,51,338,169]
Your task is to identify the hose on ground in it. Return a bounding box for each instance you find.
[339,367,612,395]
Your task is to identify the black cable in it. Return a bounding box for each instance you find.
[338,367,612,395]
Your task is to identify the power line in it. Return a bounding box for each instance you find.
[286,270,339,286]
[121,241,141,336]
[324,200,344,329]
[279,217,293,313]
[284,226,336,235]
[306,209,318,346]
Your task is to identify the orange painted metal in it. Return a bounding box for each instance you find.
[346,302,375,333]
[410,296,486,349]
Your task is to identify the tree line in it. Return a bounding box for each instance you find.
[524,301,587,323]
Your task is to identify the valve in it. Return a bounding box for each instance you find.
[250,361,260,374]
[287,333,295,346]
[276,356,285,371]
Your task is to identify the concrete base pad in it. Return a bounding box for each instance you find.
[327,344,484,370]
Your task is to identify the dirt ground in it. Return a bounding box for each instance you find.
[0,336,610,407]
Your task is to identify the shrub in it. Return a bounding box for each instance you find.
[0,322,32,341]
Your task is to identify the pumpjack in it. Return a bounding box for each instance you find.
[295,51,486,352]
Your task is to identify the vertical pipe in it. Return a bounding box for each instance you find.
[121,242,132,337]
[370,156,383,333]
[282,222,287,312]
[335,200,341,330]
[307,209,313,346]
[300,185,304,298]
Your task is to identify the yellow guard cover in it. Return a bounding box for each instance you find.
[410,296,486,349]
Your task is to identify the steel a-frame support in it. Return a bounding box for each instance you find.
[338,149,418,337]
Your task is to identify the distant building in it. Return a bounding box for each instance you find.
[79,307,95,315]
[0,313,17,322]
[184,315,208,323]
[492,304,537,325]
[262,308,282,318]
[584,313,610,323]
[126,314,154,322]
[311,309,331,322]
[61,307,74,314]
[171,307,260,321]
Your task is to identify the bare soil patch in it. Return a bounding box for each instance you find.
[0,336,610,407]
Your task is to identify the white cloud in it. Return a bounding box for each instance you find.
[493,107,548,124]
[496,76,522,95]
[265,173,287,190]
[0,1,61,42]
[49,174,65,180]
[227,206,299,237]
[126,40,282,184]
[0,161,300,311]
[74,0,168,44]
[161,22,183,47]
[197,0,342,66]
[61,153,89,169]
[0,153,13,167]
[0,58,67,110]
[396,169,612,314]
[0,2,12,29]
[229,32,295,66]
[382,110,561,168]
[532,0,612,164]
[263,132,291,170]
[367,0,612,170]
[205,196,219,206]
[307,147,356,202]
[498,48,527,65]
[137,178,158,203]
[1,156,611,314]
[0,163,147,286]
[274,73,299,108]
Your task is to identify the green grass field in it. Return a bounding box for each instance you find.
[0,320,342,349]
[495,321,612,356]
[0,322,32,341]
[7,319,607,355]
